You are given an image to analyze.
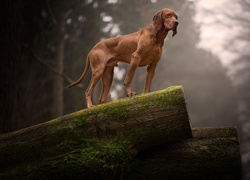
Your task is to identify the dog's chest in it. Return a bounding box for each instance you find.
[139,46,162,66]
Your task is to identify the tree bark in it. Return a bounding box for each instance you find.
[125,127,242,180]
[52,12,65,118]
[0,86,192,179]
[0,0,22,134]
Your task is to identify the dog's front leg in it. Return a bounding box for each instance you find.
[144,62,158,93]
[124,52,140,97]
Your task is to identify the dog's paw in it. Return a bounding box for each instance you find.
[127,91,136,97]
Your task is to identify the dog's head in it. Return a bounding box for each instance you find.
[153,8,178,37]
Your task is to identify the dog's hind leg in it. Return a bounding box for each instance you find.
[99,65,114,104]
[85,68,104,108]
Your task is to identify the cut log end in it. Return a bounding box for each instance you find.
[124,127,242,180]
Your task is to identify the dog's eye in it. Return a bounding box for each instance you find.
[165,14,172,18]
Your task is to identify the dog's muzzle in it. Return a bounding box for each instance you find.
[174,20,179,27]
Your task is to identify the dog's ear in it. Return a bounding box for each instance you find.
[172,27,177,37]
[153,11,163,31]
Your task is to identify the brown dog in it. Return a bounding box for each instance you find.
[67,8,178,108]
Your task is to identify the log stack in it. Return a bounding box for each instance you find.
[0,86,241,179]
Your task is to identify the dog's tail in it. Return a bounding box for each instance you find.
[66,56,90,89]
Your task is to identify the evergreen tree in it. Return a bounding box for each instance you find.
[0,0,22,133]
[18,0,115,130]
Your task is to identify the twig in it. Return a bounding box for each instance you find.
[22,44,84,89]
[46,0,57,25]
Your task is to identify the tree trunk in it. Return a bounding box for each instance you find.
[0,86,192,179]
[0,0,22,134]
[52,12,65,118]
[125,127,242,180]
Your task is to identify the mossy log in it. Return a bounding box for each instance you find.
[0,86,192,179]
[125,127,242,180]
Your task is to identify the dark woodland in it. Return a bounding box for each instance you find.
[0,0,249,179]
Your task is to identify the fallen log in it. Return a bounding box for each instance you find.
[0,86,192,179]
[124,127,242,180]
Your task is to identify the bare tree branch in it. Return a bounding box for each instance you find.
[22,44,84,89]
[240,0,250,11]
[46,0,57,25]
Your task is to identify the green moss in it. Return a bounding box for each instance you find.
[26,140,131,179]
[1,139,132,179]
[219,127,238,138]
[105,126,117,137]
[0,86,188,179]
[45,117,62,126]
[77,140,131,171]
[155,87,184,108]
[73,99,131,127]
[55,126,73,137]
[129,86,184,112]
[74,115,88,128]
[193,141,239,161]
[72,86,184,126]
[102,102,130,122]
[133,86,184,112]
[73,108,97,128]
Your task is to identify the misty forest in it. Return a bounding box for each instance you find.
[0,0,249,179]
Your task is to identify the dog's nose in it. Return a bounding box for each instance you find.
[174,21,179,26]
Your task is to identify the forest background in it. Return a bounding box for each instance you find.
[0,0,249,179]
